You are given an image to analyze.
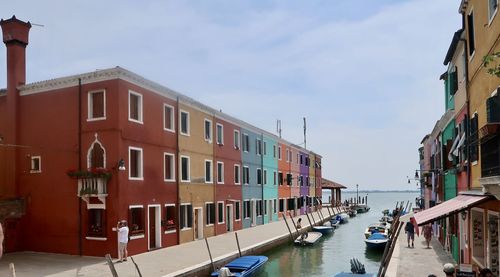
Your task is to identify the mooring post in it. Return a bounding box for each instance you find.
[282,214,294,241]
[130,256,143,277]
[105,254,118,277]
[235,232,242,257]
[289,215,300,237]
[204,237,216,273]
[316,209,323,223]
[305,211,314,227]
[9,263,16,277]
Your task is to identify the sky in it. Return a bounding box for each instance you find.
[1,0,462,190]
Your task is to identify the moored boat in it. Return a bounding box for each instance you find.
[313,225,335,235]
[294,231,323,245]
[336,213,349,224]
[353,204,370,213]
[211,255,268,277]
[330,218,340,228]
[364,222,390,239]
[364,233,388,250]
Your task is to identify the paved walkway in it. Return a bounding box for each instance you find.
[0,208,333,277]
[385,215,456,277]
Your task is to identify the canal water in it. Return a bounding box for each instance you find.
[256,191,419,276]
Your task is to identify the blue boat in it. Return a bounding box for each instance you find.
[364,233,388,250]
[332,273,376,277]
[312,225,335,235]
[211,255,268,277]
[330,218,340,228]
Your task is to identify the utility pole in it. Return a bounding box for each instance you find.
[356,184,359,205]
[303,117,307,150]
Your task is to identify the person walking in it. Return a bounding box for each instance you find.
[116,220,129,262]
[405,219,415,248]
[423,223,433,249]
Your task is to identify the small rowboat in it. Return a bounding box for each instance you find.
[210,255,268,277]
[294,231,323,246]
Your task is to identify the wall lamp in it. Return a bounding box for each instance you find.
[118,159,126,171]
[461,210,467,221]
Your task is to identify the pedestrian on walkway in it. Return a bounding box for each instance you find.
[116,220,129,262]
[423,223,433,249]
[405,219,415,248]
[443,263,455,276]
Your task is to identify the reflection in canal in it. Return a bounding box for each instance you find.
[256,192,418,276]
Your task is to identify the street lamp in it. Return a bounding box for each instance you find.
[356,184,359,204]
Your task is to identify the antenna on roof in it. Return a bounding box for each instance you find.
[303,117,307,150]
[31,22,44,27]
[276,119,282,138]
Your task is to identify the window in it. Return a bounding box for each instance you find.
[128,91,143,123]
[235,201,241,220]
[205,160,213,183]
[467,10,475,56]
[273,199,277,214]
[286,173,292,186]
[257,200,263,216]
[164,205,176,231]
[181,156,190,182]
[218,202,224,223]
[273,171,277,185]
[204,119,212,142]
[300,155,303,165]
[180,110,189,135]
[216,123,224,145]
[206,203,215,225]
[242,134,250,152]
[263,169,267,185]
[488,0,498,22]
[87,209,105,237]
[306,177,309,186]
[129,206,144,235]
[243,166,250,184]
[129,147,143,180]
[88,90,105,120]
[257,168,262,185]
[297,153,299,164]
[299,175,302,186]
[180,204,193,229]
[263,141,267,155]
[286,148,290,162]
[278,146,282,160]
[234,164,241,185]
[217,161,224,184]
[256,139,262,155]
[305,157,310,166]
[279,199,285,213]
[30,156,41,173]
[243,200,251,219]
[163,104,174,132]
[278,172,283,186]
[264,200,268,215]
[470,114,479,162]
[234,130,240,149]
[164,153,175,182]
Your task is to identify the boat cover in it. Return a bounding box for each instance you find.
[226,256,261,270]
[367,233,386,240]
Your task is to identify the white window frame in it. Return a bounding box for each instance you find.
[204,118,212,143]
[234,164,241,185]
[164,204,177,234]
[205,202,215,226]
[243,166,250,185]
[273,145,277,158]
[257,168,262,185]
[205,159,213,183]
[468,8,476,61]
[235,201,241,221]
[263,141,267,155]
[216,123,224,145]
[263,169,267,185]
[217,161,224,184]
[256,139,262,155]
[471,207,486,267]
[180,203,192,230]
[264,199,268,216]
[30,156,41,173]
[180,110,190,136]
[87,89,106,121]
[163,152,175,182]
[128,90,143,124]
[273,199,277,214]
[234,130,240,150]
[273,170,277,186]
[242,133,249,152]
[243,200,251,219]
[217,201,225,224]
[278,146,282,160]
[163,103,175,133]
[180,155,191,182]
[488,0,498,25]
[128,146,144,180]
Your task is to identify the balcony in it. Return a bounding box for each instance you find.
[77,178,108,209]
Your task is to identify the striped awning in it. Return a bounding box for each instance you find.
[414,194,490,226]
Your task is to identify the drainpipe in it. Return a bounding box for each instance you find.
[261,133,264,225]
[460,35,471,191]
[78,78,82,256]
[176,96,180,245]
[213,113,217,236]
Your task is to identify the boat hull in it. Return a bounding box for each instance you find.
[211,256,268,277]
[294,231,323,245]
[313,226,335,235]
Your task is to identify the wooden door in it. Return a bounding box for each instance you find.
[149,207,156,249]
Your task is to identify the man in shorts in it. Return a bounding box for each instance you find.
[116,220,129,262]
[405,219,415,248]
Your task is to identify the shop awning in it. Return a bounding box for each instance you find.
[413,194,490,226]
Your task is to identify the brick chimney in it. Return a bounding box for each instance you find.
[0,16,31,199]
